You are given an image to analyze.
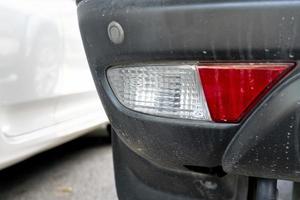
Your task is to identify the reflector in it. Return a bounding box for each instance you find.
[198,63,294,122]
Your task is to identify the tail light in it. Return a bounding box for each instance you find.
[198,63,294,122]
[107,63,294,123]
[107,64,211,120]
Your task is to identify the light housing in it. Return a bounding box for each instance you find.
[197,63,294,122]
[107,64,211,120]
[107,62,294,123]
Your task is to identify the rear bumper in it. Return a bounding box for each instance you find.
[78,0,300,199]
[112,130,248,200]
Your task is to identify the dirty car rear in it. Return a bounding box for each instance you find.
[77,0,300,199]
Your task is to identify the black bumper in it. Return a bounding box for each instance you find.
[112,130,248,200]
[78,0,300,199]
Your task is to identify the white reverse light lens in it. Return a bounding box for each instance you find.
[107,64,211,120]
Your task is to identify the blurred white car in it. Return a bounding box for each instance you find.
[0,0,108,169]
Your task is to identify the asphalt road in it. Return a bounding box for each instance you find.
[0,132,118,200]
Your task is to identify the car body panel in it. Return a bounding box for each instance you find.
[78,0,300,199]
[0,0,108,169]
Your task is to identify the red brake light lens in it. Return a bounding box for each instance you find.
[198,63,294,123]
